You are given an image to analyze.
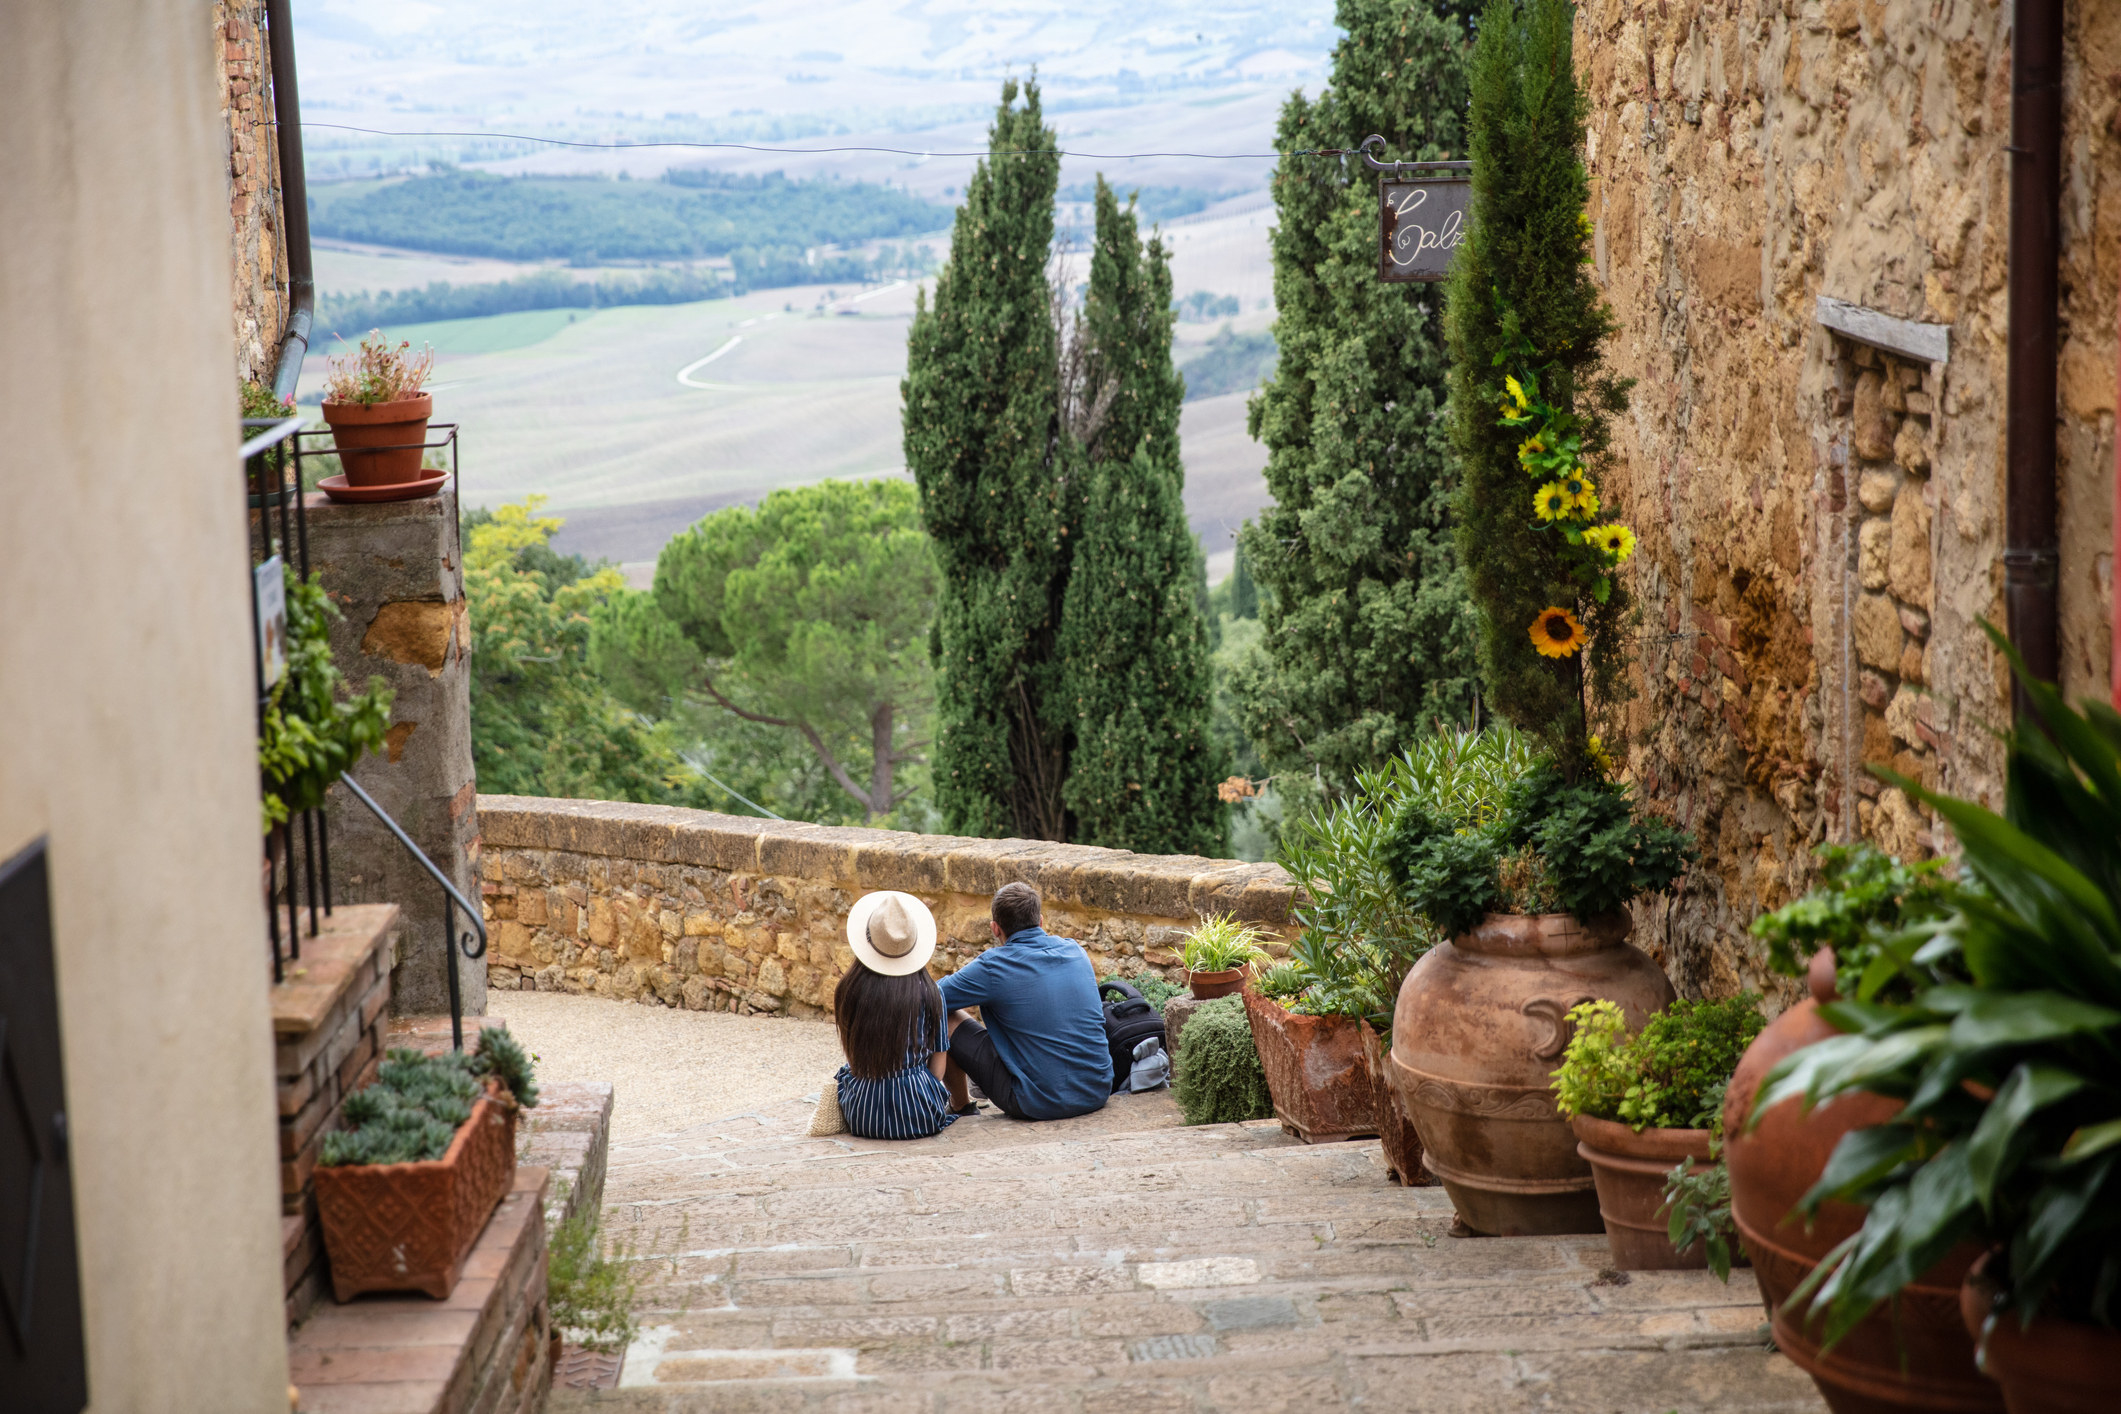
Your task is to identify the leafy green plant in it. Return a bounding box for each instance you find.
[319,1031,540,1167]
[1387,758,1694,935]
[258,566,394,832]
[241,379,291,421]
[1173,996,1275,1125]
[1662,1158,1738,1282]
[1255,962,1309,1001]
[548,1200,642,1354]
[1552,996,1763,1132]
[1755,632,2121,1336]
[1749,843,1953,1003]
[1182,915,1271,973]
[1129,974,1184,1013]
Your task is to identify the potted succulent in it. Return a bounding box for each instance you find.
[313,1029,539,1301]
[1383,760,1694,1235]
[1181,914,1269,1000]
[321,330,437,492]
[1550,995,1763,1269]
[1750,641,2121,1414]
[1723,843,1987,1413]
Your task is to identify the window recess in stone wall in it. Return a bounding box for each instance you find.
[1820,297,1949,860]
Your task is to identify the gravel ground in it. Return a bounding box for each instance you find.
[484,989,846,1145]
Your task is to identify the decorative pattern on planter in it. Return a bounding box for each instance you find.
[313,1086,518,1301]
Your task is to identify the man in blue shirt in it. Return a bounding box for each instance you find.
[940,882,1111,1120]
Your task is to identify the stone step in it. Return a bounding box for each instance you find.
[561,1090,1825,1412]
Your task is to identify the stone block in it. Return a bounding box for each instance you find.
[757,956,789,997]
[1894,417,1930,472]
[1889,487,1932,607]
[1853,593,1904,670]
[1851,371,1894,460]
[1857,517,1891,589]
[1856,469,1899,512]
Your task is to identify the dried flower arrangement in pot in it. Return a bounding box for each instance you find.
[321,330,436,491]
[1181,914,1269,1000]
[313,1028,539,1301]
[1550,995,1763,1270]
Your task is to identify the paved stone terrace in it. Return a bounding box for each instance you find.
[554,1093,1828,1413]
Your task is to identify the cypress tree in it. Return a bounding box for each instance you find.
[1056,181,1224,856]
[1444,0,1632,777]
[903,80,1074,839]
[1236,0,1481,786]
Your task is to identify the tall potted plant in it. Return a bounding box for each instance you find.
[1550,995,1762,1269]
[1723,845,1991,1414]
[321,330,436,492]
[1750,639,2121,1414]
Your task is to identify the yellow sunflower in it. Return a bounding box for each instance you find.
[1590,523,1637,563]
[1586,734,1615,776]
[1560,471,1599,516]
[1498,374,1530,419]
[1517,433,1547,468]
[1530,606,1587,658]
[1533,481,1573,522]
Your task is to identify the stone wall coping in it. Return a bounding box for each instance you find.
[476,795,1299,925]
[1815,295,1950,366]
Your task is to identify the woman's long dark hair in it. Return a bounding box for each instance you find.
[834,962,945,1080]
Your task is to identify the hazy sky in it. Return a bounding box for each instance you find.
[290,0,1334,196]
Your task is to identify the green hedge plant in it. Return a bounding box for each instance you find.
[258,565,394,833]
[1174,997,1274,1126]
[1755,629,2121,1337]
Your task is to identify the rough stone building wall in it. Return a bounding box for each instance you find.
[216,1,286,385]
[1578,0,2118,999]
[476,796,1299,1019]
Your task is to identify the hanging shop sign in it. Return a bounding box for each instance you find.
[1360,135,1471,284]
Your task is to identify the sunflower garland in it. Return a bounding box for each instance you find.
[1492,319,1636,657]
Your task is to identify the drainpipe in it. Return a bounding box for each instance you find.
[266,0,313,404]
[2004,0,2062,719]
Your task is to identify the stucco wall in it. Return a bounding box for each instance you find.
[1579,0,2118,998]
[0,2,292,1407]
[477,796,1298,1017]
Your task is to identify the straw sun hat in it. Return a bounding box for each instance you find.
[845,891,938,977]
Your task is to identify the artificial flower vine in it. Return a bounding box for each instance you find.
[1491,297,1635,660]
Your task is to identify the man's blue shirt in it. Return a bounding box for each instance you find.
[939,926,1111,1120]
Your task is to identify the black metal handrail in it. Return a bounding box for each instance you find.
[248,414,332,982]
[337,775,487,1051]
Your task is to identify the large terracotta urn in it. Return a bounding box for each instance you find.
[1723,954,2002,1414]
[1387,910,1675,1236]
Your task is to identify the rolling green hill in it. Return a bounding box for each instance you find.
[310,168,952,263]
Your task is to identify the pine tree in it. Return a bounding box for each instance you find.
[1056,181,1224,856]
[903,80,1074,839]
[1444,0,1632,777]
[1236,0,1481,787]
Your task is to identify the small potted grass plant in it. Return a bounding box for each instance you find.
[321,330,436,492]
[313,1028,538,1301]
[1182,914,1269,1000]
[1550,995,1763,1269]
[1750,635,2121,1414]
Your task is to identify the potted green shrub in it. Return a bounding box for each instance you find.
[313,1028,539,1301]
[321,330,436,492]
[1181,914,1269,1000]
[1384,759,1693,1235]
[1722,844,1987,1413]
[1550,995,1763,1269]
[1172,996,1274,1126]
[258,566,394,835]
[1751,640,2121,1414]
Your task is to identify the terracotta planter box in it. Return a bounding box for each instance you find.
[323,393,433,487]
[1962,1252,2121,1414]
[1242,985,1378,1143]
[314,1085,518,1301]
[1571,1113,1713,1270]
[1359,1019,1427,1184]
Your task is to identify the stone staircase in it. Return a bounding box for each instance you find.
[556,1092,1828,1412]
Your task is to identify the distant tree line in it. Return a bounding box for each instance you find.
[1179,325,1277,401]
[310,167,951,264]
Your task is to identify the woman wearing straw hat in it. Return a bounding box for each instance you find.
[830,890,963,1140]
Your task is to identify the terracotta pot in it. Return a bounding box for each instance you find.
[1961,1251,2121,1414]
[313,1082,517,1301]
[1241,986,1379,1143]
[1388,910,1675,1235]
[1571,1113,1714,1270]
[1359,1019,1428,1184]
[322,393,433,487]
[1188,967,1245,1000]
[1723,955,2001,1414]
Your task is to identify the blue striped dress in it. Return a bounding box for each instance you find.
[834,1015,957,1141]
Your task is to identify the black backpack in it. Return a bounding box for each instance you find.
[1098,979,1168,1092]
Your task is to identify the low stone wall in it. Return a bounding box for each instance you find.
[476,796,1299,1020]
